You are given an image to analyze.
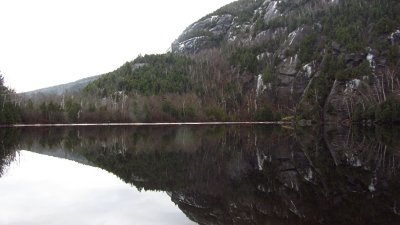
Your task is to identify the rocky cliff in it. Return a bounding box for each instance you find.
[171,0,400,123]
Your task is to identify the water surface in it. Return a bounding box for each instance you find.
[0,150,194,225]
[0,125,399,225]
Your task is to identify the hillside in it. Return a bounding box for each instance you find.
[22,75,100,96]
[171,0,400,123]
[13,0,400,124]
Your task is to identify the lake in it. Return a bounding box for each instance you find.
[0,125,399,225]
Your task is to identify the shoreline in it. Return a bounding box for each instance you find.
[0,121,291,128]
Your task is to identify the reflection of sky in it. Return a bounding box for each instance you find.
[0,150,195,225]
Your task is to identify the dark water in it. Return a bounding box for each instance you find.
[0,125,399,225]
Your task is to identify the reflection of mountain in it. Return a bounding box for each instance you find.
[1,125,400,225]
[27,144,94,167]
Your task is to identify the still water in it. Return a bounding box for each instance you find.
[0,125,399,225]
[0,150,194,225]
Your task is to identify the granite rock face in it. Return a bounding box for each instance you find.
[172,0,336,55]
[170,0,400,123]
[171,1,286,54]
[171,14,234,54]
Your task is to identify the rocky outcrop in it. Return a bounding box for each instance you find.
[169,0,400,123]
[171,0,286,54]
[171,14,234,54]
[171,0,337,55]
[278,55,299,76]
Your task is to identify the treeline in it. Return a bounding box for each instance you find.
[0,74,21,124]
[18,92,280,124]
[85,54,194,96]
[16,51,281,123]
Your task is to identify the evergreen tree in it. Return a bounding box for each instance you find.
[0,71,21,124]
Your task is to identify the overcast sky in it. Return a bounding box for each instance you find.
[0,0,235,93]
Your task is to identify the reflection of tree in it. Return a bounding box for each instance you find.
[2,125,400,225]
[0,129,21,177]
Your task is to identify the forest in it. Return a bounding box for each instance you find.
[0,73,21,124]
[12,52,280,124]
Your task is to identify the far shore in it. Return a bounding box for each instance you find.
[0,121,291,128]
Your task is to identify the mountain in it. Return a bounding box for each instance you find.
[15,0,400,124]
[170,0,400,123]
[22,75,100,96]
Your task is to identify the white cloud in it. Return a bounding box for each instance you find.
[0,0,235,92]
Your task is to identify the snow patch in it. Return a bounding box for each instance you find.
[344,79,361,93]
[264,1,279,22]
[290,54,298,64]
[302,63,313,78]
[256,74,267,96]
[367,53,375,69]
[132,63,147,71]
[388,29,400,44]
[257,184,266,192]
[211,15,219,22]
[176,194,207,209]
[257,53,266,61]
[179,43,185,51]
[228,35,237,42]
[177,36,207,52]
[255,30,269,40]
[344,152,363,167]
[287,29,298,46]
[328,0,339,4]
[256,149,269,171]
[368,179,376,192]
[304,168,314,182]
[262,0,272,6]
[132,174,146,182]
